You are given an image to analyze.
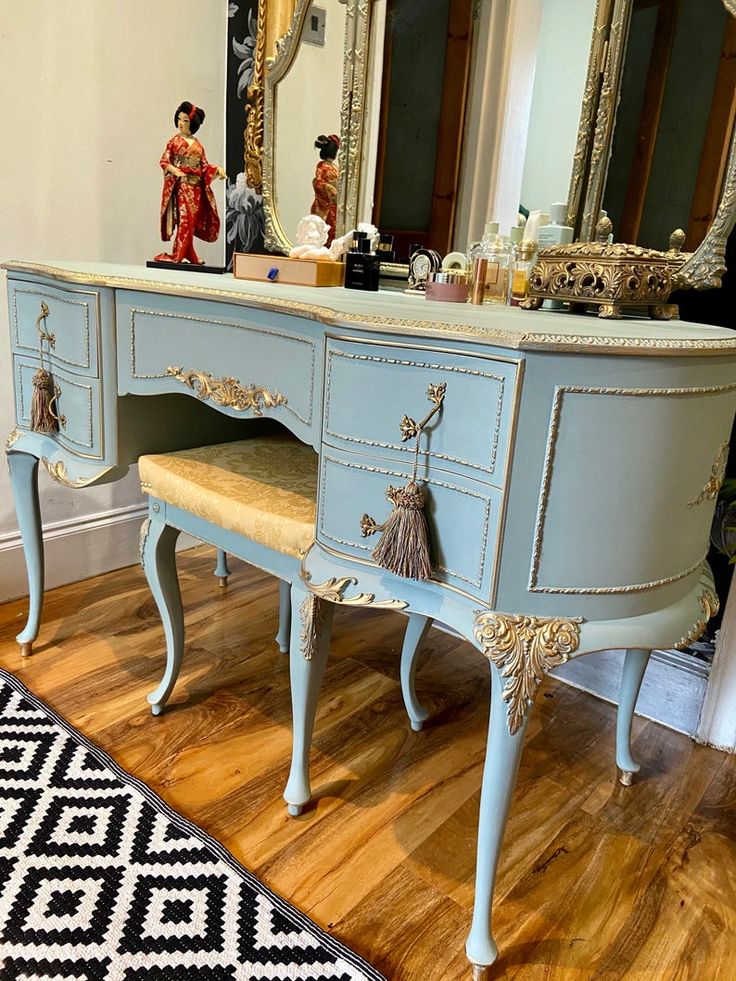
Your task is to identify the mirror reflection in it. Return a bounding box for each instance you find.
[274,0,346,244]
[602,0,733,251]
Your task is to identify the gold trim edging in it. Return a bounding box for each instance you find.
[165,367,287,416]
[474,611,583,735]
[7,263,736,356]
[530,383,736,594]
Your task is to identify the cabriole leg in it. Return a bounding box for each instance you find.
[466,661,530,975]
[400,613,433,730]
[7,452,43,657]
[214,548,230,587]
[142,518,183,715]
[275,579,291,654]
[616,648,651,785]
[284,580,334,816]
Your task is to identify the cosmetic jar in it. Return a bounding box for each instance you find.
[425,271,469,303]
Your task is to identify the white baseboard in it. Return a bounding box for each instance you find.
[0,504,198,603]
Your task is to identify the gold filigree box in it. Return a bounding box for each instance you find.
[521,220,688,320]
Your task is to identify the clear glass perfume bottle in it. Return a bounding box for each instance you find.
[470,233,512,305]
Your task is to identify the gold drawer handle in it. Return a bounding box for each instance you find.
[50,384,67,429]
[399,382,446,441]
[35,301,56,349]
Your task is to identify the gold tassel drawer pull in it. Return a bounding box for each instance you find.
[360,382,446,581]
[35,301,56,349]
[30,301,62,433]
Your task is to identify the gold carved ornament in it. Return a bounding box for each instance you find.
[165,366,287,416]
[299,568,407,660]
[40,458,107,488]
[674,589,720,651]
[5,430,22,453]
[474,612,583,735]
[243,0,267,192]
[687,440,730,509]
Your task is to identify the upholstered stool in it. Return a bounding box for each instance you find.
[138,434,429,751]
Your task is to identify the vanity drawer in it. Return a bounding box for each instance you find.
[317,448,504,603]
[14,357,103,459]
[9,281,99,375]
[117,292,318,442]
[324,337,520,486]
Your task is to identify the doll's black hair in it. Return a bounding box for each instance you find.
[175,101,205,135]
[314,134,339,161]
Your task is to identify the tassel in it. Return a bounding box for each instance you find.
[367,482,432,580]
[360,382,445,581]
[30,367,59,433]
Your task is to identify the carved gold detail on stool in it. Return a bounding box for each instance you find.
[520,221,689,321]
[674,589,720,651]
[5,429,22,453]
[474,612,583,734]
[687,440,729,508]
[165,366,287,416]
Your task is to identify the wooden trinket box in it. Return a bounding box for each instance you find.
[233,252,345,287]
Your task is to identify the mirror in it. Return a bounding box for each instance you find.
[254,0,736,287]
[572,0,736,288]
[263,0,372,253]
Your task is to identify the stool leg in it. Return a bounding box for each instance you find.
[466,661,530,976]
[284,580,334,816]
[400,613,433,730]
[214,548,230,587]
[275,579,291,654]
[616,648,651,785]
[142,518,183,715]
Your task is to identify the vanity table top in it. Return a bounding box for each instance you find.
[4,259,736,357]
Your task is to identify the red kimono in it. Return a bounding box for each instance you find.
[155,135,220,264]
[310,160,339,245]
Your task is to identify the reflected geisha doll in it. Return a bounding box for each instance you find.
[310,134,340,246]
[154,102,226,265]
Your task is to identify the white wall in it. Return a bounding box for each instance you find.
[275,1,346,242]
[0,0,226,599]
[519,0,597,214]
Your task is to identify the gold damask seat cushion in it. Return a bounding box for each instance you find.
[138,435,318,558]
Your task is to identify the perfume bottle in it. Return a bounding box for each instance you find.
[470,233,512,305]
[509,239,537,306]
[345,237,380,291]
[376,233,396,264]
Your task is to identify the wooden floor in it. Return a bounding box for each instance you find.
[1,547,734,980]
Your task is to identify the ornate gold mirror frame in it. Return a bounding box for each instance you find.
[568,0,736,289]
[258,0,373,254]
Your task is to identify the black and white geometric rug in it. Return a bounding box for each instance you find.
[0,668,385,980]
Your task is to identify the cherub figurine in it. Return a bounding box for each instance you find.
[310,134,340,245]
[154,101,226,265]
[289,215,353,261]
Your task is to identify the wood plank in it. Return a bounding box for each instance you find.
[1,547,735,978]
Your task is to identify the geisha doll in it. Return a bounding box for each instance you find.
[310,134,340,245]
[154,101,226,265]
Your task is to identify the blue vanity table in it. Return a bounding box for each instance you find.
[5,260,736,978]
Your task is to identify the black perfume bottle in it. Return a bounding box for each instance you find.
[345,238,380,291]
[376,233,396,264]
